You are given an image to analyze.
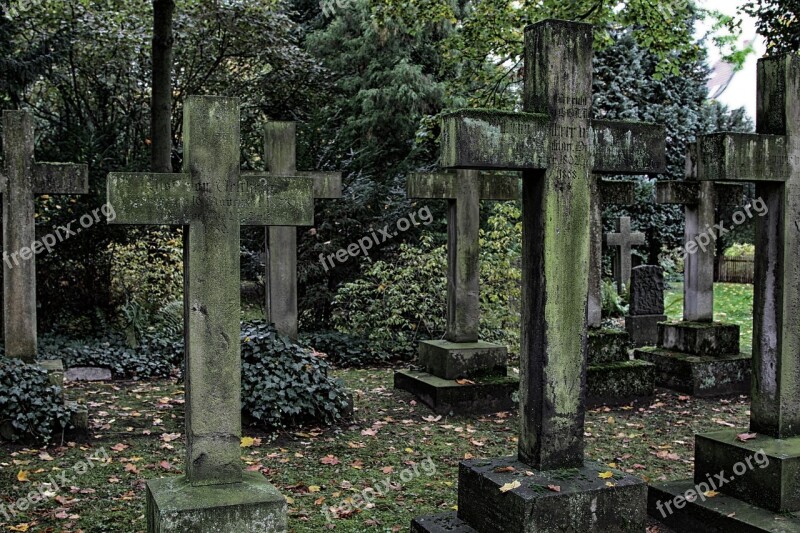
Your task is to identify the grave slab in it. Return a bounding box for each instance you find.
[659,322,741,357]
[411,513,477,533]
[418,340,507,380]
[587,360,656,407]
[636,347,751,396]
[394,370,518,415]
[65,366,113,382]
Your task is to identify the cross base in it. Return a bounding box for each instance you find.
[625,315,668,347]
[393,370,517,415]
[413,457,646,532]
[146,472,287,533]
[418,340,508,380]
[635,347,751,397]
[659,322,741,357]
[586,329,656,407]
[648,480,800,532]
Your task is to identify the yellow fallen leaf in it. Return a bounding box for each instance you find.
[17,470,29,482]
[499,480,521,493]
[285,496,294,504]
[8,524,30,532]
[704,490,719,498]
[606,482,616,487]
[308,485,321,493]
[240,437,256,448]
[598,471,614,479]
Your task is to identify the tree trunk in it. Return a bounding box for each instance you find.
[151,0,175,173]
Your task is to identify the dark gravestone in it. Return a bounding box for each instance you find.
[625,265,668,347]
[394,169,519,415]
[412,20,665,532]
[605,216,645,293]
[648,54,800,532]
[108,96,313,532]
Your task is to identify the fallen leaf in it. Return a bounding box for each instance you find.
[494,466,515,473]
[241,437,256,448]
[737,433,758,442]
[455,379,476,385]
[598,471,614,479]
[308,485,321,493]
[547,485,561,492]
[8,523,29,531]
[16,470,29,482]
[320,455,341,466]
[110,443,128,452]
[499,480,521,493]
[704,490,719,498]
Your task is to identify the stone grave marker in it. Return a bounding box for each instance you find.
[625,264,668,346]
[261,122,341,340]
[605,215,645,292]
[411,20,665,533]
[394,169,520,414]
[648,53,800,532]
[635,165,751,396]
[108,96,315,532]
[1,110,88,363]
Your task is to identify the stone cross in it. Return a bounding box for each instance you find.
[692,54,800,440]
[588,180,639,328]
[261,122,341,340]
[406,170,517,342]
[657,173,744,322]
[440,20,665,470]
[1,110,88,363]
[604,216,645,293]
[108,97,314,487]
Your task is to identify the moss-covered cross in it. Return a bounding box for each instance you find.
[604,216,645,293]
[440,20,666,470]
[257,122,341,340]
[1,110,88,363]
[406,170,518,342]
[107,96,314,486]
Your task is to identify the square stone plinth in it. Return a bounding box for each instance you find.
[411,513,477,532]
[418,340,507,380]
[635,347,751,397]
[146,472,287,533]
[649,480,800,533]
[456,457,647,532]
[587,360,656,407]
[588,329,631,365]
[394,370,518,415]
[693,429,800,513]
[659,322,740,357]
[625,315,667,348]
[39,359,64,388]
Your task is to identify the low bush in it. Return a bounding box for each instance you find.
[300,330,394,367]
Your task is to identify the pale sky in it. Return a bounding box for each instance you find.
[697,0,765,120]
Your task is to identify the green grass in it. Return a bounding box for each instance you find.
[0,369,751,532]
[664,281,754,354]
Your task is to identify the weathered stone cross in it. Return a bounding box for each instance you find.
[406,169,517,342]
[656,177,743,322]
[440,20,664,471]
[604,216,645,293]
[108,96,309,530]
[1,110,88,363]
[260,122,341,340]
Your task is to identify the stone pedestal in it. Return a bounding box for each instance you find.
[635,322,750,397]
[625,314,667,347]
[39,359,89,432]
[587,329,655,407]
[39,359,64,387]
[146,471,287,532]
[395,339,518,415]
[413,457,647,533]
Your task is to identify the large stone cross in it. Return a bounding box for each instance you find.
[441,20,665,470]
[406,170,517,342]
[604,216,645,293]
[657,178,743,322]
[692,55,800,440]
[108,97,314,489]
[1,110,88,362]
[261,122,341,340]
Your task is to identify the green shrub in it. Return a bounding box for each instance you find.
[724,243,755,258]
[300,330,394,367]
[241,322,350,429]
[0,357,76,443]
[601,279,629,318]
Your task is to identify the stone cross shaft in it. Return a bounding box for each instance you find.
[261,122,341,340]
[604,216,645,292]
[440,20,666,470]
[1,110,88,362]
[406,170,518,342]
[692,55,800,440]
[656,178,744,322]
[107,97,314,486]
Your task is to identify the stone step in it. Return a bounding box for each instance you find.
[587,359,656,407]
[411,513,477,532]
[636,347,751,397]
[588,329,632,365]
[418,340,508,380]
[394,370,518,415]
[649,480,800,533]
[659,322,741,357]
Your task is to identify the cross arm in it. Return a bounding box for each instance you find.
[295,171,342,199]
[407,171,519,200]
[693,132,789,182]
[239,174,315,226]
[107,173,192,225]
[656,180,745,206]
[598,180,635,205]
[34,163,89,194]
[591,120,666,175]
